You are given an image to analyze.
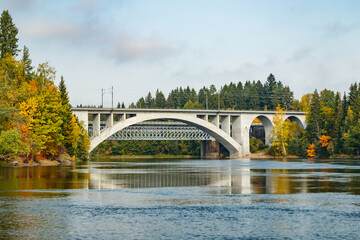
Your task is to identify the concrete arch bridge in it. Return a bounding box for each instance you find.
[72,108,306,158]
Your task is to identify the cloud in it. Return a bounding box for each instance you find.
[74,0,99,13]
[21,17,175,62]
[288,47,313,61]
[324,21,357,37]
[107,35,175,62]
[22,19,82,42]
[2,0,37,10]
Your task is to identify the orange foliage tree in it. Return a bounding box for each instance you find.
[307,143,316,158]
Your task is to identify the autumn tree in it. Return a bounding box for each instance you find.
[183,99,203,109]
[0,129,29,160]
[20,84,65,160]
[307,143,316,158]
[270,105,292,156]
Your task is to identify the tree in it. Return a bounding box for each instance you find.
[270,105,292,156]
[306,90,321,143]
[145,92,155,108]
[307,143,316,158]
[19,85,65,160]
[319,135,331,157]
[59,76,70,106]
[299,94,312,112]
[0,10,19,58]
[166,94,175,109]
[183,99,203,109]
[344,117,360,155]
[155,89,167,108]
[0,129,29,160]
[264,73,277,109]
[21,45,33,82]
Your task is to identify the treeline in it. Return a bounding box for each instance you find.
[269,85,360,158]
[0,10,89,163]
[92,140,201,157]
[123,74,297,111]
[304,86,360,157]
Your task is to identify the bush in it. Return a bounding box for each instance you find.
[250,137,266,153]
[0,129,29,160]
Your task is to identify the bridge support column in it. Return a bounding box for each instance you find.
[221,115,230,135]
[209,115,219,127]
[200,140,220,159]
[105,113,113,128]
[232,115,251,156]
[93,113,101,137]
[264,124,272,146]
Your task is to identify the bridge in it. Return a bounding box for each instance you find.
[72,108,306,158]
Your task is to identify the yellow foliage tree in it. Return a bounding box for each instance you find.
[270,104,292,156]
[20,85,64,159]
[299,93,312,112]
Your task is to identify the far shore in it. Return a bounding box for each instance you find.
[1,159,76,167]
[2,152,359,167]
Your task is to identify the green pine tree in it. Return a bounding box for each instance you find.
[0,10,19,58]
[306,90,322,143]
[21,45,33,82]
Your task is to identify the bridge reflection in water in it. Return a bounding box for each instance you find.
[88,160,292,195]
[1,159,359,195]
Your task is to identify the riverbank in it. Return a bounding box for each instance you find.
[94,154,197,160]
[245,152,300,159]
[0,153,76,167]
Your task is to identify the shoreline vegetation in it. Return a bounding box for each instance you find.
[3,151,360,168]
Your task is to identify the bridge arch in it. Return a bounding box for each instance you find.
[286,115,305,129]
[90,113,242,157]
[245,114,306,154]
[248,115,274,148]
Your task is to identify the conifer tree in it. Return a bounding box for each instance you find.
[0,10,19,58]
[306,90,321,143]
[21,45,33,82]
[59,76,70,106]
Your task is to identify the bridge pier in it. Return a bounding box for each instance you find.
[93,113,101,137]
[200,140,220,159]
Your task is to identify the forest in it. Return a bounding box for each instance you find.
[0,10,89,164]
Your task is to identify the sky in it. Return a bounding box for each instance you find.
[2,0,360,107]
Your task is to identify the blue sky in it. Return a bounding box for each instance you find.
[3,0,360,107]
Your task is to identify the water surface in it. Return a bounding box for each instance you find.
[0,158,359,239]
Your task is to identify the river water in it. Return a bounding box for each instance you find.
[0,158,360,239]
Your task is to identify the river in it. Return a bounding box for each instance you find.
[0,158,360,239]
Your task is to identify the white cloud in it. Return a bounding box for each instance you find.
[108,34,175,62]
[21,17,175,62]
[2,0,37,10]
[22,19,82,41]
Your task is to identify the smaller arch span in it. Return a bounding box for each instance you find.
[285,115,306,129]
[248,115,274,148]
[90,112,242,157]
